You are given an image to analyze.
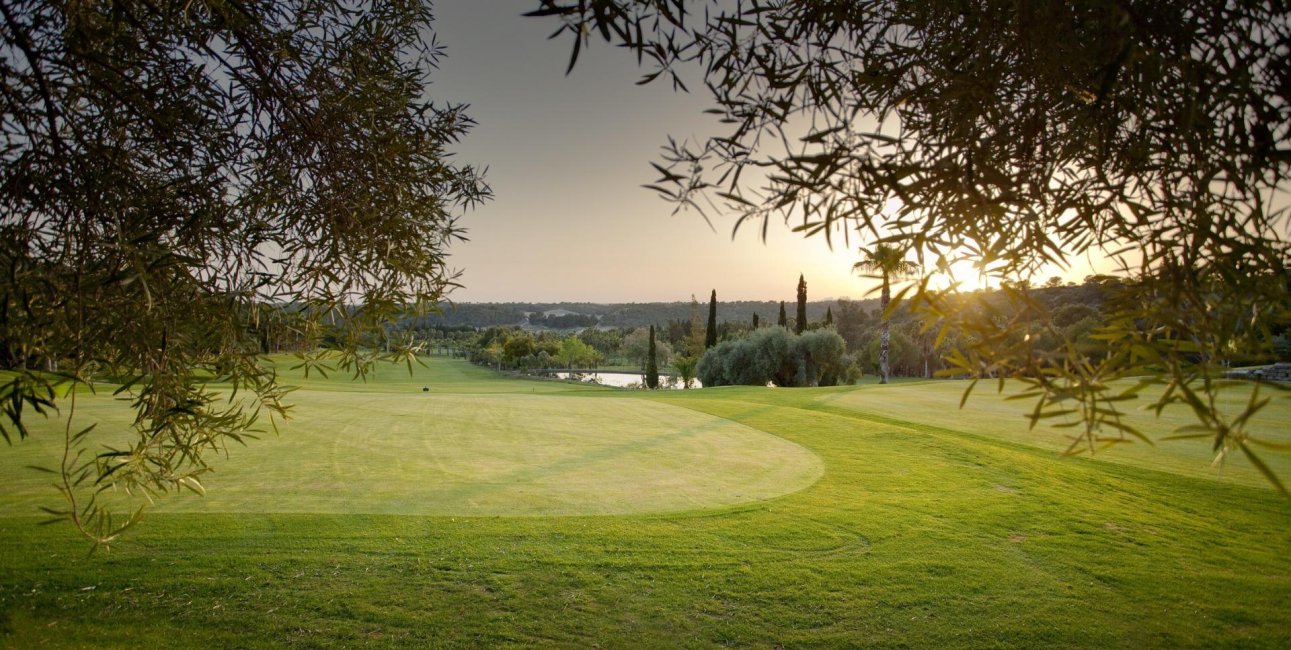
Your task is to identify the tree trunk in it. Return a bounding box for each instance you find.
[879,279,890,384]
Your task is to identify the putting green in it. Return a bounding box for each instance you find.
[0,387,823,517]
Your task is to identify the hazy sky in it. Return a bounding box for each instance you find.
[427,1,1104,303]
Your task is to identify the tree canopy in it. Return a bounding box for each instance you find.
[697,326,851,388]
[1,0,489,544]
[528,0,1291,487]
[645,325,660,389]
[705,289,718,348]
[795,274,808,334]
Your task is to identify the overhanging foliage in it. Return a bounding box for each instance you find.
[528,0,1291,488]
[0,0,488,545]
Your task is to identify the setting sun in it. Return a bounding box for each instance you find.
[929,255,996,291]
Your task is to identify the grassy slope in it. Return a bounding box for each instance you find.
[817,379,1291,488]
[1,359,1288,649]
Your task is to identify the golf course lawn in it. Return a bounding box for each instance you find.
[1,357,1288,648]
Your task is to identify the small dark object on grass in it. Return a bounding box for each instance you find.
[422,387,430,392]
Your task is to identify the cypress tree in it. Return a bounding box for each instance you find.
[687,294,704,356]
[825,306,833,326]
[778,301,787,328]
[795,274,808,334]
[752,313,760,328]
[645,325,660,389]
[705,289,718,349]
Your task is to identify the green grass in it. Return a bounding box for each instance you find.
[0,379,822,517]
[1,357,1288,648]
[816,378,1291,488]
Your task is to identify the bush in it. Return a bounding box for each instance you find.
[797,329,847,386]
[698,339,770,386]
[697,326,849,387]
[1274,334,1291,362]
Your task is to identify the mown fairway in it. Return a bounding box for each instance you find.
[0,361,821,518]
[1,358,1288,648]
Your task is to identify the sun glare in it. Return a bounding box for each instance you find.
[931,256,996,291]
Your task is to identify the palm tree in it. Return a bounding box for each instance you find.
[672,355,699,389]
[854,244,920,384]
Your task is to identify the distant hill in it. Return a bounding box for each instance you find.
[405,299,882,330]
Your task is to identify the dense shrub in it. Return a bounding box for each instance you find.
[1272,334,1291,363]
[798,329,848,386]
[697,326,852,387]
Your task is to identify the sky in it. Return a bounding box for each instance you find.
[426,1,1107,304]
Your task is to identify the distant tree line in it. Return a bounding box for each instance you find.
[382,276,1284,389]
[527,312,599,329]
[401,300,864,331]
[274,280,1130,386]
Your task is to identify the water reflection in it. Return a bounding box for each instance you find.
[538,371,702,389]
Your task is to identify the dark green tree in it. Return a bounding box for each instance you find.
[833,299,870,353]
[645,325,660,389]
[1,1,489,545]
[705,289,718,349]
[752,313,760,329]
[795,274,808,334]
[578,327,624,361]
[502,332,538,369]
[777,302,788,328]
[529,0,1291,486]
[825,307,834,327]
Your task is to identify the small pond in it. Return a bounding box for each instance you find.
[538,371,702,389]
